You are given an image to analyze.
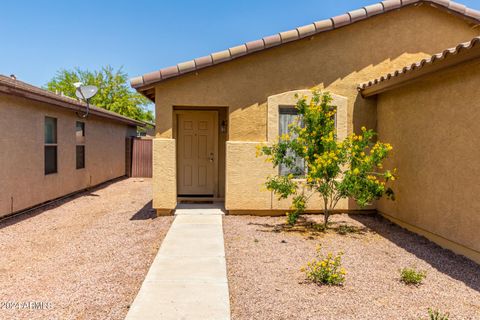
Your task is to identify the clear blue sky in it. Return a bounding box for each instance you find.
[1,0,480,88]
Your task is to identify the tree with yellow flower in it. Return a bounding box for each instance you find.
[258,91,396,226]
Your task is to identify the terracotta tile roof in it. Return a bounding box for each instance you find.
[0,75,144,127]
[358,36,480,96]
[131,0,480,91]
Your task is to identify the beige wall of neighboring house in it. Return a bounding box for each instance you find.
[143,4,479,214]
[0,93,137,218]
[375,58,480,264]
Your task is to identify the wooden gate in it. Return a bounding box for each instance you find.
[130,138,152,178]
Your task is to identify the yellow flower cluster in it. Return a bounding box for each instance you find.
[255,144,263,157]
[371,142,393,153]
[352,135,363,141]
[303,246,346,286]
[321,131,335,143]
[310,150,340,174]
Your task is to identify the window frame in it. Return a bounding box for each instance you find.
[44,116,58,175]
[75,121,85,170]
[76,121,85,144]
[278,105,305,177]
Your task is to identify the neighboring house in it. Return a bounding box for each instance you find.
[0,75,143,218]
[130,0,480,263]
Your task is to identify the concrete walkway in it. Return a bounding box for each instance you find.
[125,204,230,320]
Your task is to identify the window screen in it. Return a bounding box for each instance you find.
[45,117,57,144]
[45,117,57,174]
[279,106,304,176]
[76,121,85,144]
[76,145,85,169]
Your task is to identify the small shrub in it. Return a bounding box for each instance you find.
[311,222,327,232]
[336,224,357,235]
[286,194,306,225]
[302,245,346,286]
[426,308,450,320]
[400,267,426,285]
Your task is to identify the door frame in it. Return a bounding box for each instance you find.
[173,109,219,198]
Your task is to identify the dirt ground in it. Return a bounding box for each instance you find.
[224,214,480,320]
[0,178,173,320]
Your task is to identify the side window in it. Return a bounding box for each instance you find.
[279,106,304,176]
[76,122,85,169]
[44,117,57,174]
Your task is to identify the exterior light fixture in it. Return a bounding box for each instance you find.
[220,120,227,133]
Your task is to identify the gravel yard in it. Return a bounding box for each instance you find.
[0,178,173,320]
[224,214,480,320]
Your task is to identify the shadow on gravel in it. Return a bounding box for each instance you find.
[248,215,370,238]
[130,200,156,220]
[350,214,480,293]
[0,176,127,230]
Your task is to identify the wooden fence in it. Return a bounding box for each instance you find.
[127,137,153,178]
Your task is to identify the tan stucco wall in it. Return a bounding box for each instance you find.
[150,4,480,211]
[0,94,134,218]
[376,59,480,264]
[152,138,177,211]
[225,91,351,211]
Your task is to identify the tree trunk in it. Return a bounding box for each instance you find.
[323,197,329,226]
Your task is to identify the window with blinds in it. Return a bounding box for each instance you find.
[278,106,304,177]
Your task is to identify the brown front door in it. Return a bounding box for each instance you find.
[177,111,217,196]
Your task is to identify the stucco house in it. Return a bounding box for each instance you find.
[130,0,480,263]
[0,75,143,218]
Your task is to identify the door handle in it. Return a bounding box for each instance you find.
[209,153,214,162]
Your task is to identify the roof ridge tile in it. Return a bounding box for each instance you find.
[382,0,403,11]
[331,13,352,28]
[279,29,300,43]
[465,7,480,20]
[348,8,368,22]
[245,39,265,52]
[177,60,196,74]
[401,0,420,5]
[143,70,161,84]
[262,34,282,48]
[211,49,231,64]
[194,55,213,69]
[429,0,449,7]
[160,65,179,79]
[364,3,385,16]
[313,19,334,32]
[228,44,248,58]
[297,24,317,38]
[448,1,467,14]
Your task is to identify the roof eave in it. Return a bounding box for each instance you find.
[359,36,480,97]
[0,83,144,127]
[130,0,480,94]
